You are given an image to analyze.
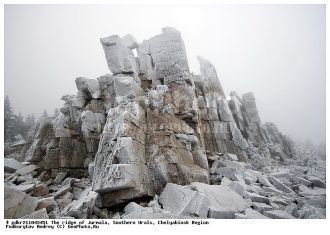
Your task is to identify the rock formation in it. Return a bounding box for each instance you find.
[4,27,326,219]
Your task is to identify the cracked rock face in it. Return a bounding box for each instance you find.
[6,27,324,219]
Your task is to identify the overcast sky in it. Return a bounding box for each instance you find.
[4,4,325,144]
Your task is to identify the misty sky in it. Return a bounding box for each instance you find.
[4,4,325,144]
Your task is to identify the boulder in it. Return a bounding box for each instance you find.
[307,177,326,188]
[252,202,273,213]
[54,185,71,199]
[36,197,58,212]
[75,77,101,99]
[298,204,325,219]
[16,165,39,176]
[4,158,25,172]
[247,192,270,204]
[4,186,38,219]
[191,182,246,219]
[268,176,294,193]
[61,187,98,219]
[235,208,269,219]
[159,183,209,218]
[257,174,273,187]
[263,210,296,219]
[100,35,138,75]
[12,183,35,193]
[20,208,49,219]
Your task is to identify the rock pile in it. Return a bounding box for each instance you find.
[4,27,325,219]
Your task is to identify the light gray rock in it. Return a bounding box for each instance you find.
[215,167,244,182]
[121,34,139,49]
[159,183,209,218]
[113,75,143,102]
[298,185,326,197]
[307,177,326,188]
[192,150,209,170]
[62,187,98,219]
[93,164,138,193]
[88,162,95,178]
[101,35,138,75]
[292,176,312,187]
[57,192,73,209]
[284,204,299,217]
[36,197,58,212]
[54,185,71,199]
[197,56,226,97]
[257,174,273,187]
[4,186,38,219]
[81,110,105,136]
[263,210,296,219]
[226,153,238,161]
[4,158,25,173]
[20,208,49,219]
[252,202,273,213]
[16,165,39,176]
[268,176,294,193]
[235,208,269,219]
[191,182,246,219]
[230,122,249,150]
[148,28,191,83]
[75,77,101,99]
[298,204,325,219]
[247,192,270,204]
[227,181,247,197]
[122,211,191,219]
[124,202,145,215]
[12,183,35,193]
[53,171,68,185]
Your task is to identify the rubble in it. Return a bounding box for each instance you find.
[4,27,325,219]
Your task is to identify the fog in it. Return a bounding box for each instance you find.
[4,4,325,145]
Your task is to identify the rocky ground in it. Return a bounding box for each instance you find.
[4,27,326,219]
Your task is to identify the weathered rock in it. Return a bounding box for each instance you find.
[101,35,138,75]
[12,183,35,193]
[53,171,68,185]
[20,208,49,219]
[268,176,294,193]
[247,192,270,204]
[61,187,98,219]
[121,34,138,49]
[4,158,25,172]
[298,185,326,197]
[54,185,71,199]
[227,181,247,197]
[4,186,38,219]
[191,182,246,219]
[75,77,101,99]
[263,210,296,219]
[252,202,273,213]
[235,208,269,219]
[159,183,209,218]
[257,174,273,187]
[291,176,312,187]
[13,27,325,220]
[36,197,58,212]
[16,164,39,176]
[57,192,73,209]
[215,167,244,182]
[298,204,325,219]
[308,177,326,188]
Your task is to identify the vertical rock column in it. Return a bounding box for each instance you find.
[138,28,209,193]
[196,56,248,160]
[93,35,151,206]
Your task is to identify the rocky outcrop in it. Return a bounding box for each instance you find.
[5,27,325,219]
